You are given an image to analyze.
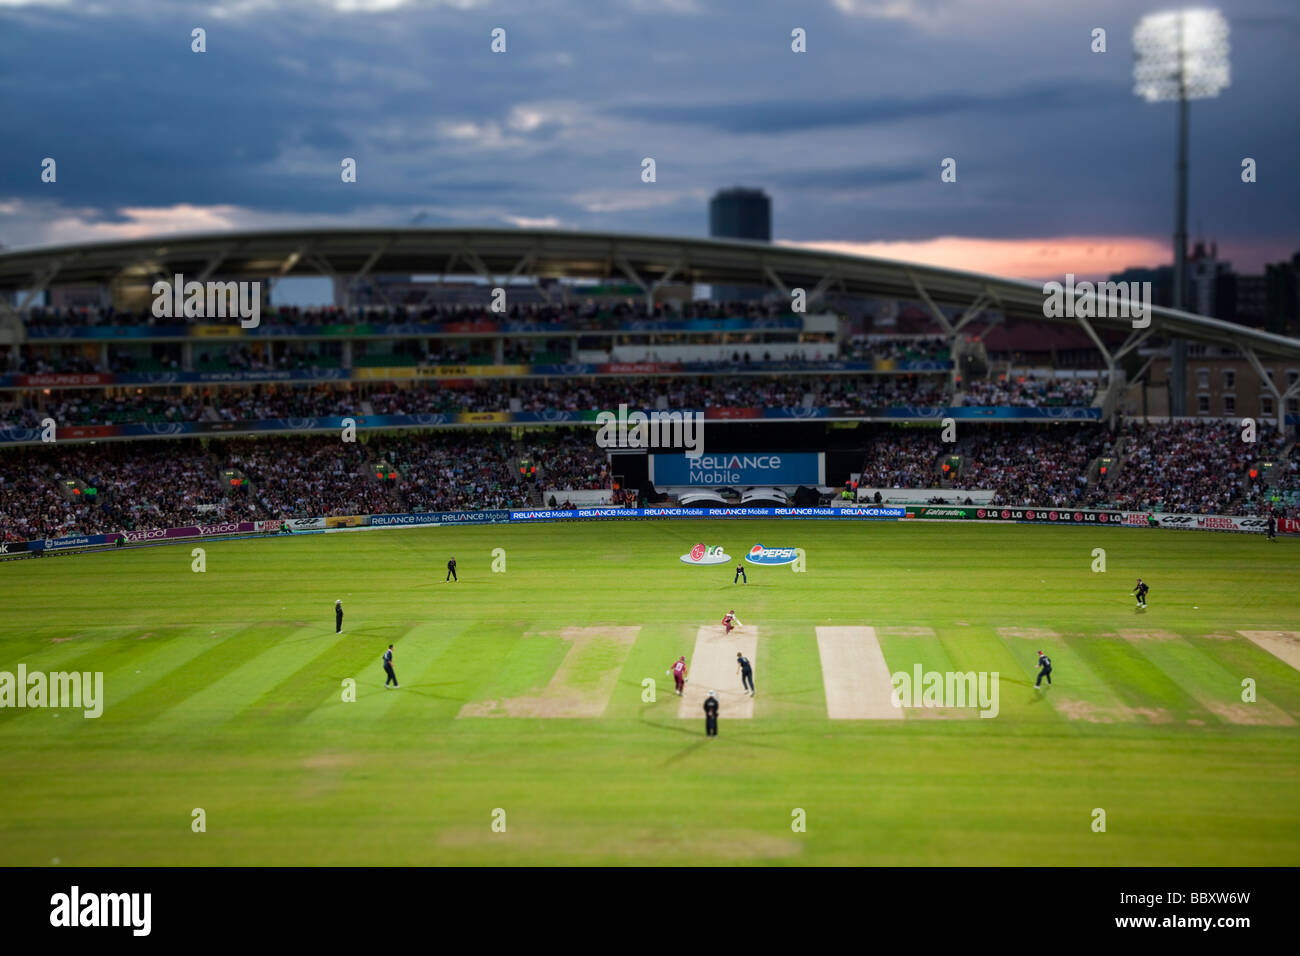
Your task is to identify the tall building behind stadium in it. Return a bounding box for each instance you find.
[709,188,772,303]
[709,188,772,243]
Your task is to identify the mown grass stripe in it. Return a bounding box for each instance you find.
[380,623,525,723]
[102,624,289,725]
[146,625,352,734]
[1069,634,1212,724]
[1193,634,1300,720]
[878,627,961,721]
[995,628,1137,724]
[0,626,215,735]
[603,623,692,721]
[939,627,1063,724]
[0,630,132,680]
[1123,631,1295,727]
[384,621,494,720]
[301,622,449,729]
[242,622,417,726]
[755,624,825,720]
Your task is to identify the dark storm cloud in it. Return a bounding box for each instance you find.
[617,82,1121,135]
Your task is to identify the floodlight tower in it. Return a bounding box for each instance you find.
[1133,8,1230,416]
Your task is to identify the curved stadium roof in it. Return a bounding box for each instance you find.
[2,226,1299,360]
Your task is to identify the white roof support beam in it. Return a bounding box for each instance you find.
[1129,351,1158,386]
[350,244,387,285]
[0,297,22,337]
[612,251,644,289]
[279,245,309,277]
[906,268,955,336]
[503,251,536,288]
[806,269,837,306]
[195,245,237,284]
[762,263,790,298]
[460,247,495,285]
[518,245,554,305]
[970,313,1003,343]
[304,253,343,308]
[306,254,337,278]
[531,275,553,305]
[436,250,461,286]
[419,250,463,307]
[951,291,993,334]
[1240,342,1280,401]
[648,257,684,301]
[1073,313,1114,371]
[368,280,395,310]
[1113,327,1155,363]
[123,255,169,288]
[613,251,654,311]
[17,256,71,311]
[1239,342,1287,430]
[344,242,391,309]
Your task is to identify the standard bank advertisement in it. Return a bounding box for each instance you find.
[649,452,824,486]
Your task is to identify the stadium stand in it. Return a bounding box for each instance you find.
[4,420,1290,543]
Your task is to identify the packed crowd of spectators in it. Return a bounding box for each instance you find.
[857,430,951,488]
[10,392,205,427]
[8,341,962,376]
[955,428,1108,507]
[219,436,399,518]
[0,428,613,541]
[856,421,1286,515]
[958,376,1098,408]
[3,420,1292,542]
[193,346,277,371]
[212,387,357,421]
[0,447,92,541]
[0,442,245,541]
[6,375,964,428]
[819,377,949,409]
[8,352,102,375]
[19,299,797,331]
[1097,420,1285,515]
[367,432,534,512]
[519,430,613,491]
[855,426,1107,507]
[845,336,951,363]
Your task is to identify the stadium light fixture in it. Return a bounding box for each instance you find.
[1133,9,1231,103]
[1132,7,1229,416]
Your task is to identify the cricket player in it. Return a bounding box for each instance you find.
[335,599,343,634]
[722,609,741,635]
[1034,650,1052,689]
[736,652,754,696]
[734,563,747,584]
[1132,578,1149,609]
[704,691,719,737]
[446,556,457,582]
[671,656,688,696]
[1267,512,1278,541]
[383,644,399,688]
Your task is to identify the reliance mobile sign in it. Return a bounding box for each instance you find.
[649,452,823,486]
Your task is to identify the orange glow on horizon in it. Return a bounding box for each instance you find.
[778,236,1177,282]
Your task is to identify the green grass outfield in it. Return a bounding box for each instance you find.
[1,520,1298,866]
